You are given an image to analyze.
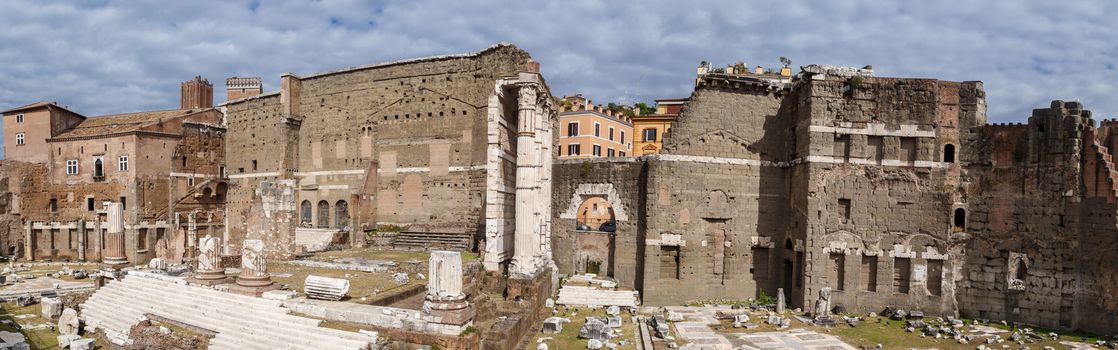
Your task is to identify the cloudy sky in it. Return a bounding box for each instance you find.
[1,1,1115,156]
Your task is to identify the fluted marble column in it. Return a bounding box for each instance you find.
[511,85,545,277]
[102,203,128,269]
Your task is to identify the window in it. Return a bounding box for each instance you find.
[300,200,312,225]
[120,197,126,210]
[619,151,626,157]
[567,122,580,137]
[219,166,227,178]
[594,123,601,137]
[943,144,956,163]
[15,114,24,123]
[66,160,79,175]
[187,177,195,187]
[15,133,24,146]
[86,198,95,211]
[118,155,129,171]
[607,148,615,157]
[251,160,258,171]
[93,158,104,178]
[953,208,966,231]
[568,144,581,156]
[608,127,615,141]
[592,144,602,156]
[838,198,851,223]
[49,199,58,213]
[317,201,330,228]
[643,128,657,142]
[620,131,626,144]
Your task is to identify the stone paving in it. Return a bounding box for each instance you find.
[665,306,855,350]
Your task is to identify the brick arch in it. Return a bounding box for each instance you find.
[559,183,628,221]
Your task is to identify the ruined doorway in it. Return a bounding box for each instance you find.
[782,259,793,297]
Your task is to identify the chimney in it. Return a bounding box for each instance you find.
[226,77,263,101]
[181,76,213,109]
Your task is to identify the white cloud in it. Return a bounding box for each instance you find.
[0,0,1115,152]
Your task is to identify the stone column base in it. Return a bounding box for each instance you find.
[227,282,280,297]
[100,259,128,271]
[188,271,232,286]
[430,305,475,326]
[228,274,279,296]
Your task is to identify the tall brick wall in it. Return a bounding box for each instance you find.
[222,44,537,257]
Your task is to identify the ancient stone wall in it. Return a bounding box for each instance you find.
[222,44,542,259]
[794,78,981,315]
[550,158,645,288]
[641,86,789,305]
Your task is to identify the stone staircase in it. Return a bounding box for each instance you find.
[80,275,376,350]
[393,230,471,251]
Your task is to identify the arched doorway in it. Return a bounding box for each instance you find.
[575,196,615,231]
[317,201,330,228]
[335,200,349,229]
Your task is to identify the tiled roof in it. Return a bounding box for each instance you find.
[1,101,52,114]
[50,109,201,139]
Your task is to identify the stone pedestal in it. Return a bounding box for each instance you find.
[229,239,278,296]
[101,203,128,270]
[189,235,230,286]
[425,250,472,324]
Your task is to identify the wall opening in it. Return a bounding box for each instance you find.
[838,198,851,224]
[300,200,312,226]
[317,201,330,228]
[829,253,845,290]
[659,246,680,279]
[861,255,878,292]
[335,200,350,229]
[751,248,769,280]
[943,144,956,163]
[575,196,615,232]
[93,158,104,179]
[927,259,943,296]
[795,252,804,288]
[893,257,911,294]
[953,208,966,231]
[710,226,726,275]
[137,228,148,250]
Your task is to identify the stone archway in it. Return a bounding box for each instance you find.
[560,183,629,222]
[575,196,615,231]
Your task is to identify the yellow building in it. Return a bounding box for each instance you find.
[558,95,634,159]
[631,98,686,156]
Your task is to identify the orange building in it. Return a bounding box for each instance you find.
[558,95,633,159]
[631,98,686,156]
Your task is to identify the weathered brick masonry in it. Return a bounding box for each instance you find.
[551,69,1118,334]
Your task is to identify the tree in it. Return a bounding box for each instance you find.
[779,56,792,67]
[634,102,656,116]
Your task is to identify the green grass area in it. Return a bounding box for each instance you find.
[0,302,60,350]
[309,248,479,264]
[527,308,638,350]
[267,261,420,302]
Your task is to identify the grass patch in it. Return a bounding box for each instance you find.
[267,261,419,301]
[0,302,61,350]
